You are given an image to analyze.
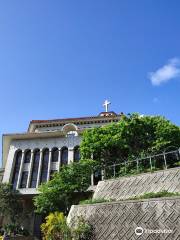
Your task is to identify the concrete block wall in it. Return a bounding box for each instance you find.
[68,197,180,240]
[93,167,180,201]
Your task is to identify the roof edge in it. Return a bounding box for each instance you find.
[28,112,123,132]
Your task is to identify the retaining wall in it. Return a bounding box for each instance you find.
[93,167,180,200]
[67,197,180,240]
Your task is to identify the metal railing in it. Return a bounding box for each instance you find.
[91,148,180,184]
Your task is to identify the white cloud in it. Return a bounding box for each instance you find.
[149,58,180,86]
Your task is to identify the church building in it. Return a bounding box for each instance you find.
[0,101,123,236]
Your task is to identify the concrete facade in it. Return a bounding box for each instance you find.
[2,135,81,194]
[1,111,121,195]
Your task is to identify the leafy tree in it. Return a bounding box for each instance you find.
[34,113,180,215]
[80,113,180,165]
[0,183,23,224]
[34,160,97,215]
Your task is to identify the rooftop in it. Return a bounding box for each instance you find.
[30,111,121,124]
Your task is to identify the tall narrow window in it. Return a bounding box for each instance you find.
[12,150,22,189]
[30,149,40,188]
[52,148,59,162]
[40,149,49,184]
[74,146,80,162]
[24,150,31,163]
[20,171,28,188]
[61,147,68,166]
[19,150,31,188]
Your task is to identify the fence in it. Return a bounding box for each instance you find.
[91,149,180,184]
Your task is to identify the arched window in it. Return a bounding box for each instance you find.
[30,149,40,188]
[12,150,22,189]
[24,150,31,163]
[61,147,68,166]
[74,146,80,162]
[62,123,78,136]
[40,149,49,184]
[52,148,59,162]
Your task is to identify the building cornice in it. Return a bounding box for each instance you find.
[28,112,123,132]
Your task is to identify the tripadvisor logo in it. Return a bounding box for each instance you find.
[135,227,144,236]
[135,227,173,236]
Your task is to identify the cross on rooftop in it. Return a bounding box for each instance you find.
[103,99,111,112]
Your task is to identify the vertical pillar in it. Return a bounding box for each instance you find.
[58,148,61,171]
[91,172,94,186]
[90,152,94,186]
[26,150,34,188]
[137,159,139,172]
[101,170,104,180]
[113,164,116,178]
[149,157,153,171]
[36,149,43,188]
[47,150,52,181]
[16,150,25,189]
[68,148,74,164]
[163,153,167,170]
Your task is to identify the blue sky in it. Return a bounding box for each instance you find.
[0,1,180,163]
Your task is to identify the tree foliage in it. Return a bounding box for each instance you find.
[80,113,180,165]
[0,183,23,224]
[34,160,97,215]
[34,113,180,216]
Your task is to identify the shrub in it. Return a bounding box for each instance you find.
[3,223,29,237]
[41,212,92,240]
[129,190,180,200]
[72,216,93,240]
[79,198,110,205]
[41,212,71,240]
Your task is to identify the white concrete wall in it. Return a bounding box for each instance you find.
[34,122,112,133]
[2,134,81,193]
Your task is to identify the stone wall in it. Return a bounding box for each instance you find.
[93,167,180,201]
[67,197,180,240]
